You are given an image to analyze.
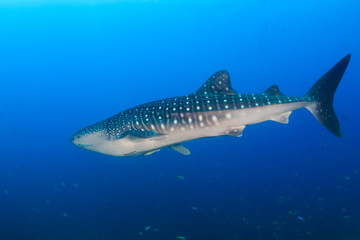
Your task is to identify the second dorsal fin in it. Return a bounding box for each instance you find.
[195,70,237,95]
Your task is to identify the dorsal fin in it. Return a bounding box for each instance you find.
[195,70,237,95]
[263,84,285,97]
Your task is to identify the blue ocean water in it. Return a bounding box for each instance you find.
[0,0,359,239]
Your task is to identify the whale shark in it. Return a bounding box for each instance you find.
[71,54,351,157]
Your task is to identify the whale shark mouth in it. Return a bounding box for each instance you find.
[77,143,93,148]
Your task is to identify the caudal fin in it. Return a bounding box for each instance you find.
[305,54,351,137]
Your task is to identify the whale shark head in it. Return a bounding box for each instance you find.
[70,118,139,156]
[70,122,109,151]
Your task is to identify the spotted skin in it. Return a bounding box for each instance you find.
[71,54,351,156]
[102,90,312,140]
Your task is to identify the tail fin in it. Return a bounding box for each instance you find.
[305,54,351,137]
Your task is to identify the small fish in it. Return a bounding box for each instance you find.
[191,206,198,211]
[4,190,8,195]
[73,183,79,188]
[60,181,66,187]
[344,177,351,180]
[176,236,186,240]
[152,228,159,232]
[145,226,151,231]
[62,212,69,218]
[298,216,304,221]
[138,232,143,236]
[32,207,40,214]
[177,176,185,181]
[340,113,348,120]
[288,210,297,215]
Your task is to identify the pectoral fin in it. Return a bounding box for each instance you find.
[128,130,158,138]
[121,130,166,141]
[169,144,191,155]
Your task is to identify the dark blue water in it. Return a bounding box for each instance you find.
[1,1,359,239]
